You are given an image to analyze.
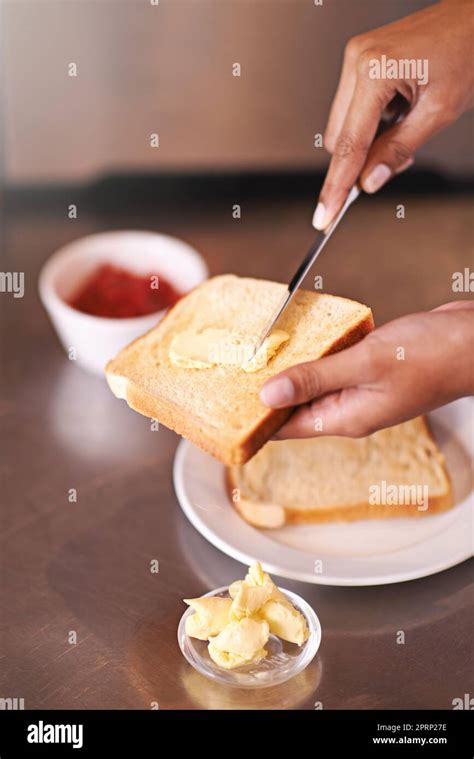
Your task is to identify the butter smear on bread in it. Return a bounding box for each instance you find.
[184,562,309,669]
[169,328,289,373]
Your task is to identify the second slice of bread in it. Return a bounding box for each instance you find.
[228,418,453,527]
[106,275,373,464]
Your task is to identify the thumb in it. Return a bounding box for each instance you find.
[259,341,367,409]
[360,103,444,193]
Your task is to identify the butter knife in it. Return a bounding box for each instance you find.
[252,182,360,356]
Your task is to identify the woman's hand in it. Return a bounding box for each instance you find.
[260,302,474,440]
[312,0,474,230]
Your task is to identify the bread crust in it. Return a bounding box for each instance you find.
[106,293,374,465]
[415,415,453,511]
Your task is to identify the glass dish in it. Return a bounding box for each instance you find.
[177,585,321,688]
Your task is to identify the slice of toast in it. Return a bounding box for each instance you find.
[228,417,453,527]
[106,274,373,465]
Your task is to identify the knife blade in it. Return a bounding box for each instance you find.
[251,182,360,358]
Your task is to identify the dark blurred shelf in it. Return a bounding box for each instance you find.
[4,167,474,218]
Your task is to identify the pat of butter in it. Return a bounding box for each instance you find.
[169,328,289,372]
[208,618,270,670]
[230,583,273,621]
[260,599,309,646]
[243,561,287,603]
[246,564,308,644]
[241,330,290,373]
[184,597,232,640]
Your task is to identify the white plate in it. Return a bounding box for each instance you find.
[173,398,473,586]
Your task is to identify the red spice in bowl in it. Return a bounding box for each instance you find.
[69,264,181,318]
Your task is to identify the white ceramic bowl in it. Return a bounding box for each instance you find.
[38,230,208,376]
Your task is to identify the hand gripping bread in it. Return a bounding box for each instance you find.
[106,275,373,465]
[228,417,453,527]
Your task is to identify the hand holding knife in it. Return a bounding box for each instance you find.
[251,101,408,358]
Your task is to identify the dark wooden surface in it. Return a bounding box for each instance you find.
[2,185,473,709]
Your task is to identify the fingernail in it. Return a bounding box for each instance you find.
[312,202,327,230]
[364,163,391,193]
[260,376,294,407]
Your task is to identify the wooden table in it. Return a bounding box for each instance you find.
[2,181,472,709]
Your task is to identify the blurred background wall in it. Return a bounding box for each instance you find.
[4,0,474,186]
